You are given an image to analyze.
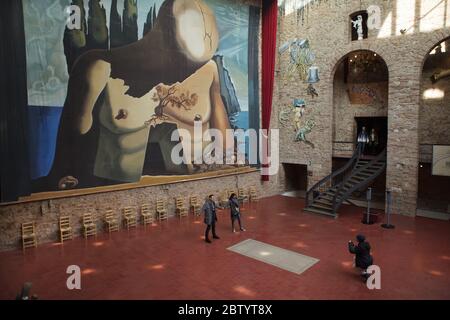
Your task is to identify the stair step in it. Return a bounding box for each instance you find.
[360,170,377,175]
[310,203,333,210]
[355,173,371,178]
[357,162,384,167]
[349,176,365,182]
[343,182,357,189]
[356,167,375,171]
[319,195,343,203]
[319,194,335,200]
[338,186,356,194]
[304,207,337,218]
[315,198,333,205]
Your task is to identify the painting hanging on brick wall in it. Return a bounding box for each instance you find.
[432,145,450,177]
[17,0,260,199]
[347,83,387,105]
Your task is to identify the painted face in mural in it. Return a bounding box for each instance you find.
[45,0,233,190]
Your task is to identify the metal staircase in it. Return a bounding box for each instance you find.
[305,143,386,218]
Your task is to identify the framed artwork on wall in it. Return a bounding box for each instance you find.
[432,145,450,176]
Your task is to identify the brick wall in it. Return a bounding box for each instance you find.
[275,0,450,216]
[333,62,388,145]
[420,46,450,147]
[0,169,285,251]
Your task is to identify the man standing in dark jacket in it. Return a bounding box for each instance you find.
[348,234,373,278]
[203,195,220,243]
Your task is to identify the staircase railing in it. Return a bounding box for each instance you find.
[305,143,363,207]
[331,148,387,214]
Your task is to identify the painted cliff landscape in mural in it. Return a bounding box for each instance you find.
[22,0,259,195]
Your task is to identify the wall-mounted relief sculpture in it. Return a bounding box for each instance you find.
[279,98,305,125]
[294,99,306,118]
[432,145,450,176]
[306,66,319,98]
[279,98,315,148]
[279,39,315,81]
[279,107,291,125]
[295,119,315,148]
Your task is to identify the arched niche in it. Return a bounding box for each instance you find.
[417,38,450,215]
[332,49,389,203]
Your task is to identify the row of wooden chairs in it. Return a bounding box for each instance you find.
[218,186,259,207]
[76,197,199,239]
[21,187,260,249]
[21,197,197,249]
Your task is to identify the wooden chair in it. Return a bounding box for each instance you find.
[238,187,249,204]
[82,212,97,238]
[249,186,259,202]
[227,189,238,198]
[21,222,37,249]
[104,210,119,233]
[59,216,72,243]
[190,196,201,216]
[156,199,168,221]
[123,207,137,230]
[219,191,229,208]
[175,197,188,218]
[141,204,155,225]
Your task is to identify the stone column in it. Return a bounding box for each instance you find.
[386,63,421,216]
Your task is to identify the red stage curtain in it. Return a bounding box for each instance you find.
[261,0,277,181]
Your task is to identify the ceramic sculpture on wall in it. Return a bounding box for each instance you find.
[294,99,306,117]
[279,98,315,147]
[306,66,319,98]
[279,107,291,125]
[279,39,315,81]
[295,119,315,148]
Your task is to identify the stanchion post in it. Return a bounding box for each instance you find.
[382,189,395,229]
[366,187,372,224]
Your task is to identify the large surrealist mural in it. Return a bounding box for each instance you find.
[21,0,260,197]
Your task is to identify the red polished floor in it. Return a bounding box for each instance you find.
[0,195,449,300]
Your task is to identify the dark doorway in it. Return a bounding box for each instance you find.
[355,116,387,156]
[283,163,308,192]
[418,162,450,213]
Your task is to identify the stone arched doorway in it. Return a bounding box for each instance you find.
[332,49,389,206]
[417,38,450,218]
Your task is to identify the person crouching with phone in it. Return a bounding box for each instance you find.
[348,234,373,280]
